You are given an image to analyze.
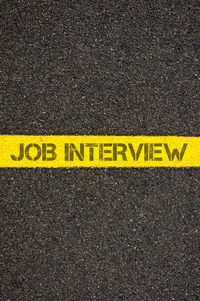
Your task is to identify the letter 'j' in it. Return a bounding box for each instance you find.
[11,143,24,161]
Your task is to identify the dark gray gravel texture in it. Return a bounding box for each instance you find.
[1,0,200,300]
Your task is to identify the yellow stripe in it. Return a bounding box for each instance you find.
[0,135,199,167]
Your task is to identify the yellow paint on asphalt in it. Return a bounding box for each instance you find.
[0,135,199,167]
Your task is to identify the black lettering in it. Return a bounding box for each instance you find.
[85,143,98,161]
[70,143,84,161]
[99,143,113,161]
[128,143,143,161]
[65,143,69,161]
[42,143,57,161]
[113,143,127,161]
[144,143,148,161]
[11,143,24,161]
[25,143,41,161]
[164,143,188,161]
[153,143,162,161]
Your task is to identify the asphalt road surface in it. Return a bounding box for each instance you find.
[1,1,200,300]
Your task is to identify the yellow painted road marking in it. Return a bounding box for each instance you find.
[0,135,199,167]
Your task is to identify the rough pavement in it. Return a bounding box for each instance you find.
[1,1,200,300]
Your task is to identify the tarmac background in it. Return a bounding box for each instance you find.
[1,0,200,300]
